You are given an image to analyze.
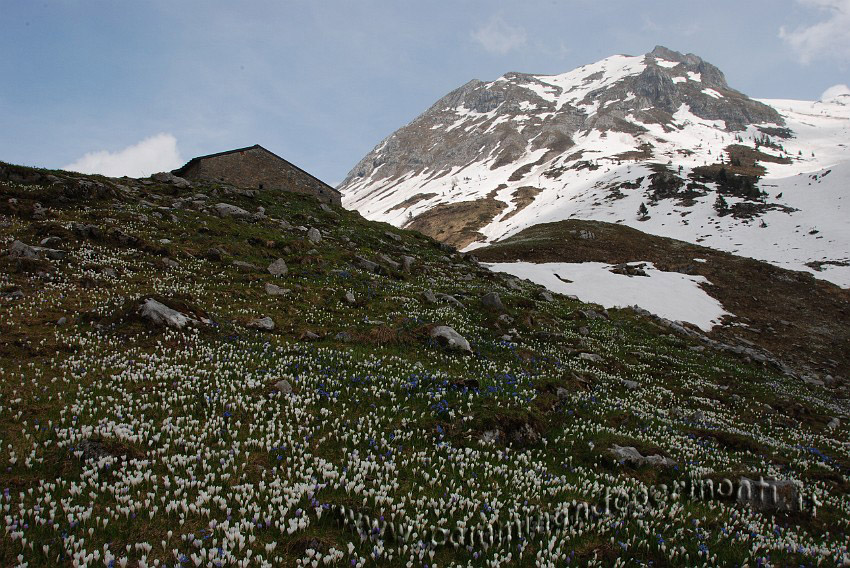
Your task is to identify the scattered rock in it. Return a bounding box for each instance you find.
[402,256,415,272]
[8,240,37,259]
[233,261,261,272]
[480,291,505,311]
[215,203,252,220]
[577,309,608,320]
[32,202,48,220]
[152,172,191,188]
[267,258,288,277]
[355,256,382,274]
[43,248,66,261]
[430,325,472,353]
[609,445,676,468]
[344,291,356,305]
[379,254,401,270]
[497,314,514,325]
[610,263,648,277]
[40,236,62,247]
[579,352,604,363]
[801,375,825,387]
[265,283,289,296]
[437,293,463,309]
[384,231,402,242]
[56,316,67,326]
[274,380,293,394]
[71,223,103,240]
[422,290,438,304]
[306,227,322,244]
[827,417,840,430]
[538,291,554,302]
[621,379,639,390]
[204,248,225,261]
[138,298,197,329]
[301,331,320,341]
[247,316,275,331]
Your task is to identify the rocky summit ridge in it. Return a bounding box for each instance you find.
[340,46,850,287]
[342,46,779,187]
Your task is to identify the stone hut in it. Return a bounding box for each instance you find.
[172,144,341,205]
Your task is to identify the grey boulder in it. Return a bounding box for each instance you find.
[215,203,252,220]
[430,325,472,353]
[609,445,676,468]
[152,172,191,188]
[306,227,322,244]
[247,316,275,331]
[481,291,505,311]
[138,298,197,329]
[265,283,290,296]
[268,258,288,276]
[8,240,38,259]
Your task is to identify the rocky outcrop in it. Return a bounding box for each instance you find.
[138,299,198,329]
[609,445,676,468]
[340,46,782,193]
[430,325,472,353]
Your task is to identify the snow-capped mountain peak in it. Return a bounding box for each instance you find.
[340,46,850,287]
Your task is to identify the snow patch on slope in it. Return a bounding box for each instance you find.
[486,261,729,331]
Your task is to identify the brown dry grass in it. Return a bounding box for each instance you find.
[404,196,507,249]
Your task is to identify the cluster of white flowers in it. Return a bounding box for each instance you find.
[1,183,848,567]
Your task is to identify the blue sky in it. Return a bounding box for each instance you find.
[2,0,848,184]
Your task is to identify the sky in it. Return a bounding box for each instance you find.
[2,0,849,185]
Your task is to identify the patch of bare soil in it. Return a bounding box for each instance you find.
[475,219,850,388]
[501,186,542,221]
[405,193,507,249]
[385,192,438,213]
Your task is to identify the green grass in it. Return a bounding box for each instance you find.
[0,162,848,566]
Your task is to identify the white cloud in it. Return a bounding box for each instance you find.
[821,83,850,99]
[63,133,183,178]
[780,0,850,63]
[471,15,527,55]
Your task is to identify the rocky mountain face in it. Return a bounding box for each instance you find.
[340,46,850,287]
[343,46,778,187]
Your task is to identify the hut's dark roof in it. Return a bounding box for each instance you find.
[172,144,339,194]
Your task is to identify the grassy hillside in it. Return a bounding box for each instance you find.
[1,163,848,566]
[475,219,850,383]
